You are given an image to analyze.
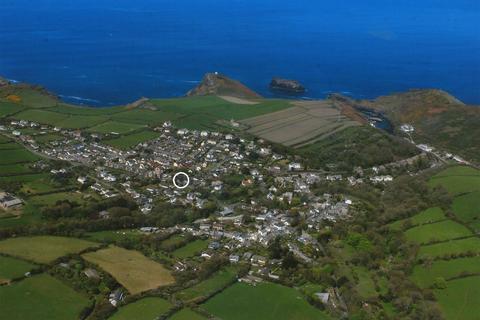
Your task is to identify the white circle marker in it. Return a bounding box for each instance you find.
[172,172,190,189]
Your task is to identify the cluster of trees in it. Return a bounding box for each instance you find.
[41,197,138,221]
[299,126,419,171]
[51,257,118,296]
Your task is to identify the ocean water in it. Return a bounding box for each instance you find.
[0,0,479,106]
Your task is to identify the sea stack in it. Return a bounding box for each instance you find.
[270,78,306,94]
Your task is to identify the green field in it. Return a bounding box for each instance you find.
[88,121,146,134]
[434,276,480,320]
[104,130,160,149]
[160,234,188,251]
[389,207,446,230]
[452,191,480,224]
[20,178,70,195]
[46,103,125,115]
[0,148,40,165]
[0,135,12,143]
[57,115,109,129]
[203,282,330,320]
[109,297,172,320]
[429,166,480,195]
[111,108,184,125]
[28,191,88,206]
[175,267,238,302]
[470,221,480,233]
[0,274,90,320]
[13,109,69,125]
[169,308,207,320]
[7,95,291,132]
[11,107,110,129]
[0,173,49,184]
[0,236,97,264]
[418,237,480,260]
[353,266,378,299]
[84,229,144,243]
[82,246,175,294]
[33,133,64,143]
[172,239,208,259]
[434,166,480,177]
[0,163,35,175]
[0,101,25,117]
[0,142,22,150]
[404,220,472,245]
[411,256,480,288]
[3,87,58,108]
[150,96,291,130]
[0,255,36,282]
[0,203,43,229]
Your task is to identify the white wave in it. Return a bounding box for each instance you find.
[59,95,100,104]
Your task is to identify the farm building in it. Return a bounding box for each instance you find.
[0,192,23,209]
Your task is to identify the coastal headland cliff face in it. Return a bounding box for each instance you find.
[335,89,480,163]
[187,73,262,99]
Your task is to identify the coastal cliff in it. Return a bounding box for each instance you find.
[187,73,262,99]
[334,89,480,163]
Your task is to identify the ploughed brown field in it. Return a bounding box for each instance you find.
[240,100,360,148]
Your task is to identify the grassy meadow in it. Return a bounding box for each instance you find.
[104,130,160,150]
[411,256,480,288]
[418,237,480,260]
[109,297,172,320]
[452,191,480,224]
[0,274,90,320]
[172,239,208,259]
[82,246,175,294]
[0,236,97,264]
[389,207,446,231]
[0,147,40,165]
[434,276,480,320]
[428,165,480,195]
[175,267,238,302]
[0,255,37,283]
[404,220,472,245]
[203,282,331,320]
[84,229,144,243]
[13,109,69,125]
[87,121,146,134]
[169,308,207,320]
[0,101,26,117]
[387,166,480,319]
[150,96,291,130]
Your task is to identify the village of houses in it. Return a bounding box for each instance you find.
[0,118,454,310]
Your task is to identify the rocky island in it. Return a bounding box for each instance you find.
[269,78,306,94]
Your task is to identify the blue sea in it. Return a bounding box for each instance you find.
[0,0,479,106]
